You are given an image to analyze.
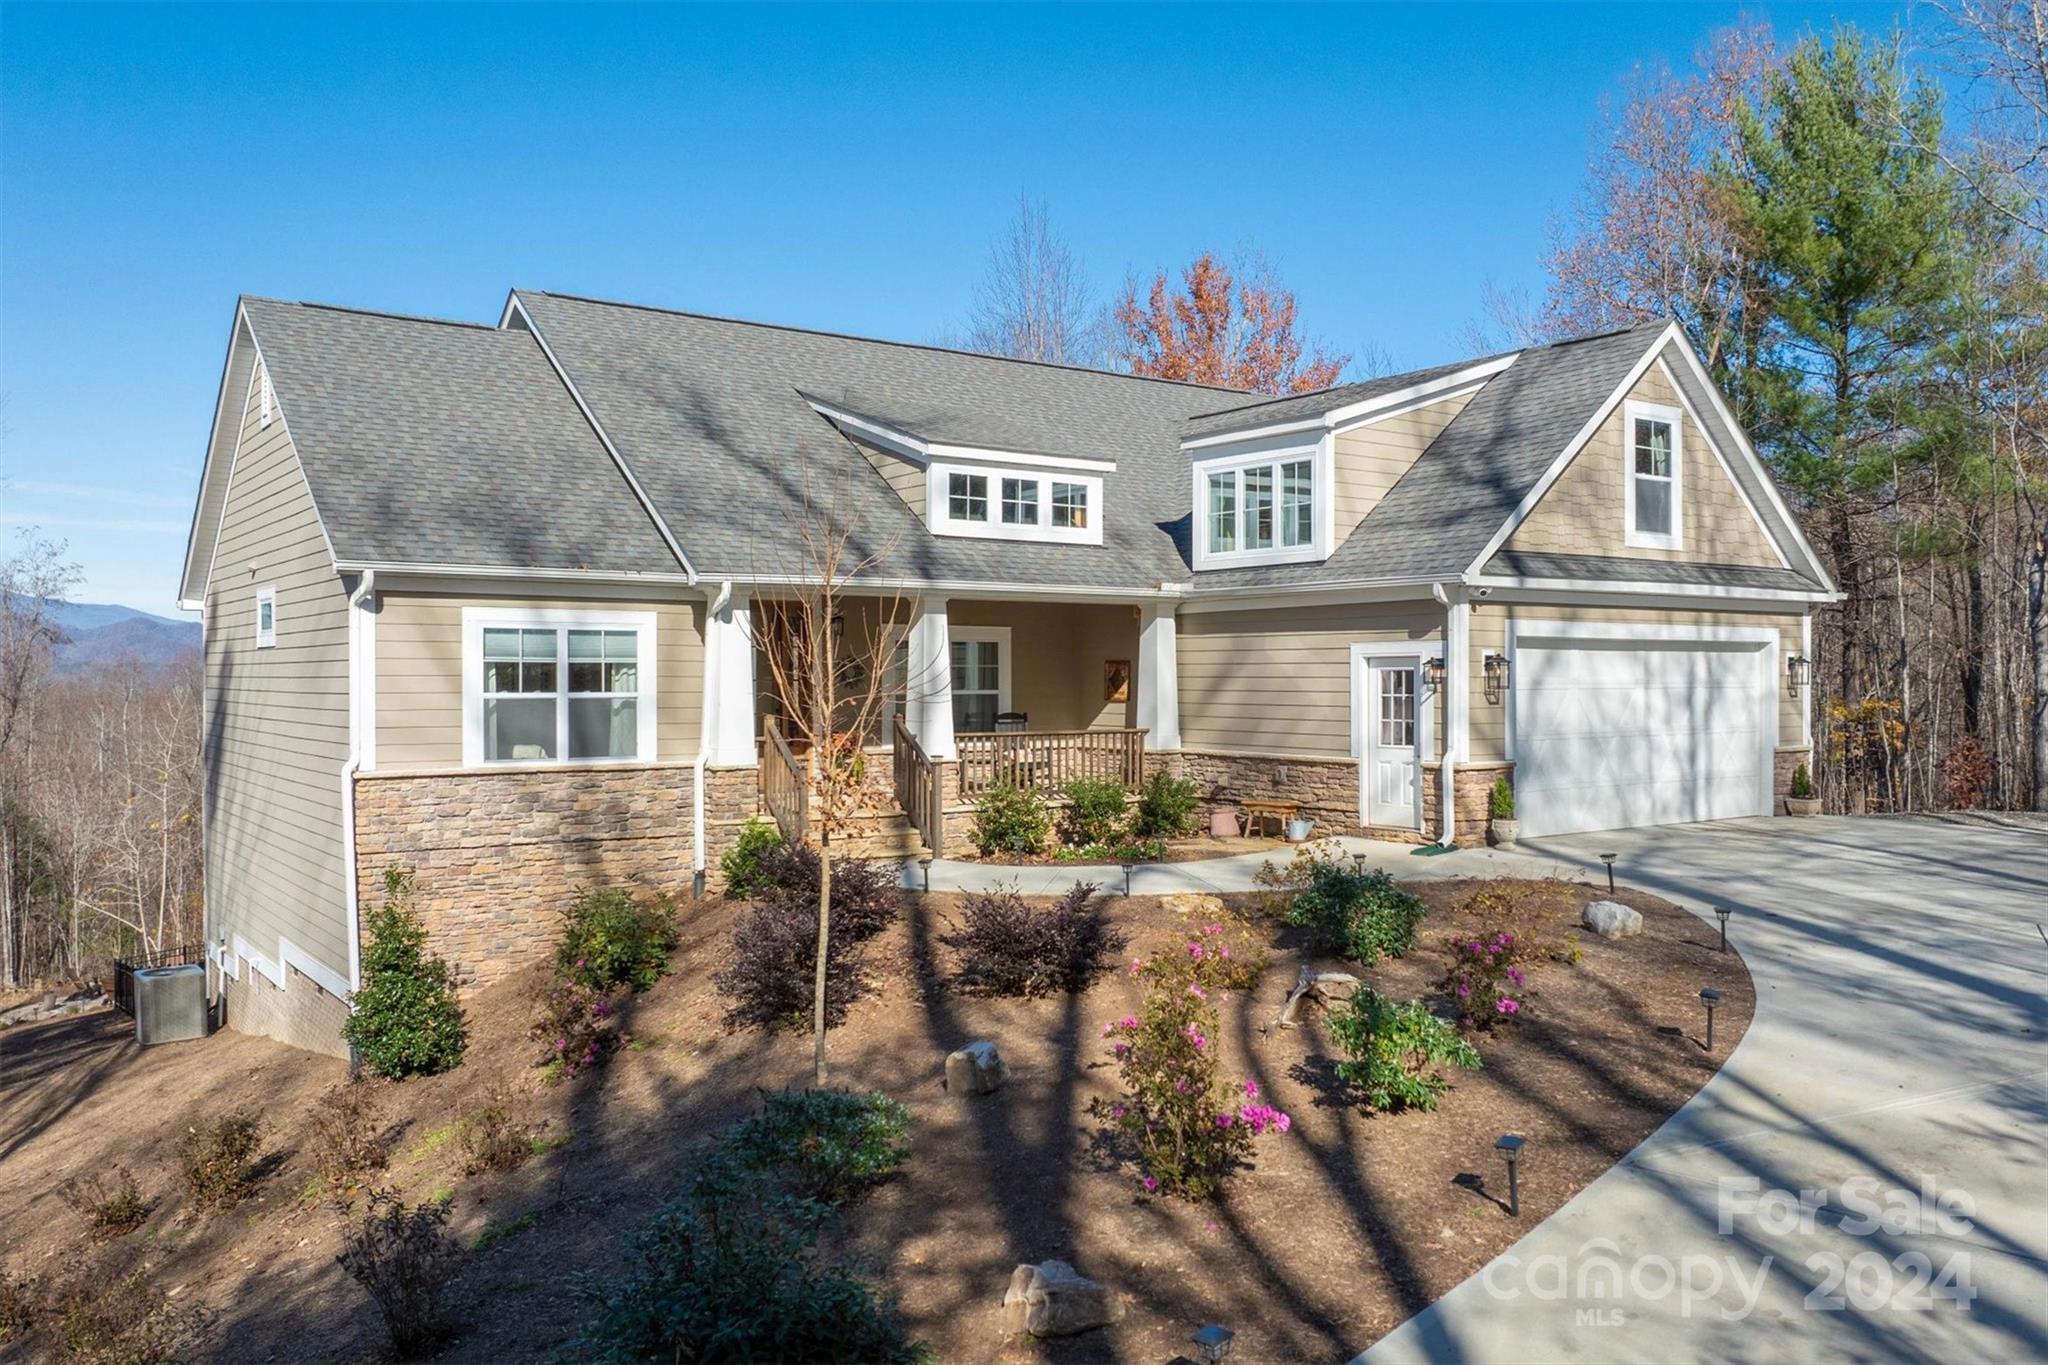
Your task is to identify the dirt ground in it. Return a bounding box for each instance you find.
[0,873,1751,1363]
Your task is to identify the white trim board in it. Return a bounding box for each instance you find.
[1179,354,1519,451]
[1621,396,1684,552]
[804,395,1118,473]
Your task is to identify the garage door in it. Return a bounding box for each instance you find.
[1512,637,1771,838]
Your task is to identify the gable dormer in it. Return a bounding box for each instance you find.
[805,393,1110,547]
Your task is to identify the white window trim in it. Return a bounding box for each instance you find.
[460,606,659,768]
[254,585,277,648]
[1623,398,1684,551]
[1190,433,1331,570]
[948,625,1013,732]
[927,462,1103,546]
[1348,642,1443,831]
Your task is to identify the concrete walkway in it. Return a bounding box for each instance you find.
[908,816,2048,1362]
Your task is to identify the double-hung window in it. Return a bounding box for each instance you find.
[468,611,655,765]
[1625,400,1682,549]
[1000,477,1038,525]
[930,465,1103,544]
[1196,452,1320,566]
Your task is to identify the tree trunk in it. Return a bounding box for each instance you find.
[814,838,832,1085]
[2031,523,2048,812]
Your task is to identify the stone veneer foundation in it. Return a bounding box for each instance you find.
[219,960,352,1060]
[1773,745,1814,814]
[353,764,711,988]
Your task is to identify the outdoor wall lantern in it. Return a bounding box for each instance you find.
[1786,654,1810,699]
[1495,1133,1526,1216]
[1191,1324,1236,1363]
[1422,656,1447,690]
[1700,987,1724,1051]
[1715,905,1732,953]
[1482,652,1510,704]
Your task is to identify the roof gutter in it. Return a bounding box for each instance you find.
[1431,580,1458,849]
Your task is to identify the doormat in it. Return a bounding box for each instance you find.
[1411,843,1456,857]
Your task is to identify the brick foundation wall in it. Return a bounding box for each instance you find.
[354,765,698,988]
[221,962,352,1061]
[1774,745,1813,813]
[702,764,763,887]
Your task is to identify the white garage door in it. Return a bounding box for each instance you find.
[1512,637,1771,838]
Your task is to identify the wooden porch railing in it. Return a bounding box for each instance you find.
[760,716,809,844]
[955,727,1147,799]
[892,714,943,853]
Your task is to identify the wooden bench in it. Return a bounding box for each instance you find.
[1239,798,1302,840]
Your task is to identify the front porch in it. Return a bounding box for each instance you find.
[738,594,1177,857]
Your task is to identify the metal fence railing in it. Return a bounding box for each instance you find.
[112,943,205,1016]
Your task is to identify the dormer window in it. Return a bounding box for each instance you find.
[1624,399,1683,550]
[1192,442,1328,568]
[929,462,1103,545]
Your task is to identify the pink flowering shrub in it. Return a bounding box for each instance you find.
[530,976,626,1082]
[1089,927,1285,1199]
[1440,930,1530,1029]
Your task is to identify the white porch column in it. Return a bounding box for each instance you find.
[906,596,955,760]
[701,586,758,767]
[1438,587,1470,843]
[1136,602,1180,750]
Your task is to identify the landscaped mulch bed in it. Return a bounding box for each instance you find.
[0,873,1751,1363]
[954,833,1288,865]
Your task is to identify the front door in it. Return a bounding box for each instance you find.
[1365,657,1420,829]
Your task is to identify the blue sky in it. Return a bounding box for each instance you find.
[1,1,1910,617]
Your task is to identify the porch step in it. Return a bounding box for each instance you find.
[836,807,931,861]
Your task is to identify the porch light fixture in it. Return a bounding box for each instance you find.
[1786,654,1810,699]
[1482,652,1510,704]
[1422,657,1447,690]
[1700,987,1724,1051]
[918,856,933,894]
[1495,1134,1526,1216]
[1191,1324,1236,1363]
[1121,863,1136,897]
[1715,905,1732,953]
[1600,852,1617,894]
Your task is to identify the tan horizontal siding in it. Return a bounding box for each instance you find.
[1180,602,1444,758]
[1333,390,1477,541]
[373,591,705,770]
[859,444,926,521]
[946,599,1139,733]
[203,361,352,979]
[1507,361,1783,568]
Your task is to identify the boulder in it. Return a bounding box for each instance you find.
[1581,900,1643,940]
[945,1040,1008,1096]
[1002,1259,1126,1337]
[1265,967,1364,1032]
[1161,892,1226,918]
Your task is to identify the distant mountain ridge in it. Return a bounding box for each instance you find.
[19,598,203,677]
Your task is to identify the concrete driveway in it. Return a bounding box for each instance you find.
[1363,814,2048,1365]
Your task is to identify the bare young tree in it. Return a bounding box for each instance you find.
[962,196,1102,366]
[1931,0,2048,236]
[748,459,918,1083]
[0,530,81,759]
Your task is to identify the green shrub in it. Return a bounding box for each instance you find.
[558,888,679,993]
[943,883,1128,997]
[1442,928,1531,1029]
[573,1161,926,1364]
[177,1110,264,1211]
[715,899,869,1033]
[338,1192,465,1359]
[57,1167,152,1240]
[1284,857,1427,965]
[1058,777,1129,848]
[1489,776,1515,820]
[1132,770,1201,839]
[531,976,625,1082]
[721,817,786,897]
[344,867,468,1079]
[724,1089,912,1205]
[1789,762,1816,799]
[970,780,1050,856]
[1329,989,1481,1112]
[757,844,900,940]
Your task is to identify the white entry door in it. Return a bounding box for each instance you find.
[1512,637,1771,838]
[1364,657,1421,829]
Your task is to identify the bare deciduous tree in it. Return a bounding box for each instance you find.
[961,196,1102,366]
[0,530,81,759]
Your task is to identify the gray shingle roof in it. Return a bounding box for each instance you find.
[1192,324,1663,590]
[511,291,1238,590]
[1182,353,1516,440]
[1482,550,1824,592]
[242,299,681,575]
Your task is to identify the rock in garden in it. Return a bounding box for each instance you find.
[1002,1259,1126,1337]
[945,1040,1008,1096]
[1581,900,1643,939]
[1161,892,1225,918]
